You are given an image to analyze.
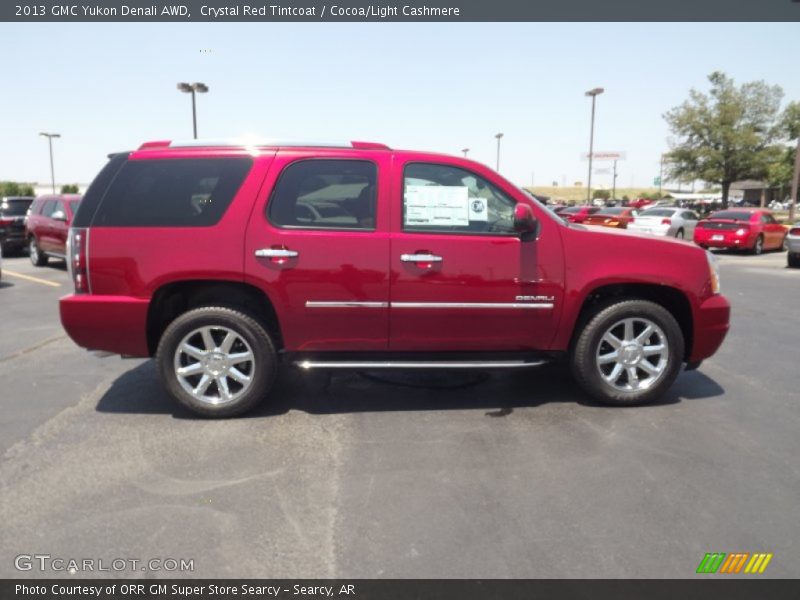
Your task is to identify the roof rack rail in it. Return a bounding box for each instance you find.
[164,138,390,150]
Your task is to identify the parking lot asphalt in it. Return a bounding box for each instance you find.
[0,249,798,578]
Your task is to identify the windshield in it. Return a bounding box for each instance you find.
[0,199,33,216]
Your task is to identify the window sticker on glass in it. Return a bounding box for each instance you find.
[468,197,488,221]
[405,185,469,227]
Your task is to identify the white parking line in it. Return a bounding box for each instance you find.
[3,270,62,287]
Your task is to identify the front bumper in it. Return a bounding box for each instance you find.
[689,294,731,362]
[60,294,151,357]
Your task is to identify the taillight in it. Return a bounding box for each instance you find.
[67,227,90,294]
[0,217,13,227]
[790,227,800,236]
[735,225,750,236]
[661,218,672,225]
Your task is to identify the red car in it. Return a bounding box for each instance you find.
[559,205,601,223]
[25,194,82,266]
[582,207,638,229]
[59,139,730,417]
[693,208,787,254]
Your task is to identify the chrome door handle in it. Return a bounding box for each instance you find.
[255,248,299,258]
[401,253,442,263]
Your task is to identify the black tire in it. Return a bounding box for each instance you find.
[675,228,684,240]
[28,237,48,266]
[570,299,685,406]
[752,234,764,255]
[788,253,800,269]
[156,306,278,417]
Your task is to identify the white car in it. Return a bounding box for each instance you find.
[787,222,800,268]
[628,207,700,240]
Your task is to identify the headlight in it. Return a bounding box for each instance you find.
[706,250,721,294]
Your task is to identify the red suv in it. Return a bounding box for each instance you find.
[59,140,730,417]
[25,194,82,266]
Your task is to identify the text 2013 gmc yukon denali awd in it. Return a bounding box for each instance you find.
[59,139,730,417]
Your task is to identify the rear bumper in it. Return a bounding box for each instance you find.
[60,294,151,357]
[694,232,755,249]
[689,294,731,362]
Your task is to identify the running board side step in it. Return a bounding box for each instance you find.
[295,359,549,370]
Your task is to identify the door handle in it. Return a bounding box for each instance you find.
[255,248,299,258]
[400,253,442,263]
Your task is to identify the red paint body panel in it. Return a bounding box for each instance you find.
[59,141,730,368]
[60,294,149,356]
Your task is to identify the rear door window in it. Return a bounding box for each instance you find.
[267,159,377,230]
[92,158,252,227]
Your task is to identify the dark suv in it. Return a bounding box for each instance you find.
[0,196,35,255]
[60,139,730,417]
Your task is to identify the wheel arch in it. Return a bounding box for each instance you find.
[146,280,283,356]
[568,282,693,361]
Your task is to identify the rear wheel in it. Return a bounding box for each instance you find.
[156,306,277,417]
[571,299,684,406]
[788,253,800,268]
[752,234,764,255]
[29,237,48,267]
[675,228,684,239]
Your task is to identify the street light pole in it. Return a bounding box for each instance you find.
[177,82,209,139]
[659,154,665,197]
[495,133,504,172]
[39,132,61,194]
[585,87,604,203]
[611,160,618,201]
[790,136,800,223]
[462,148,469,158]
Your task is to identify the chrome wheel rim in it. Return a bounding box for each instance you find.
[29,240,38,263]
[174,326,255,406]
[596,317,669,392]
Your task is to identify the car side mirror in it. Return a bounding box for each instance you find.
[51,210,66,221]
[513,203,537,240]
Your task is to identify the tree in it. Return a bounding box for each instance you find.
[60,184,79,193]
[0,182,35,197]
[592,189,610,201]
[664,72,785,208]
[779,101,800,220]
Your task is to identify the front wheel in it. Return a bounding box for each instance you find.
[29,237,48,266]
[156,306,278,417]
[570,300,685,406]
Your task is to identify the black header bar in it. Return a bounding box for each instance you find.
[3,0,800,22]
[3,579,800,600]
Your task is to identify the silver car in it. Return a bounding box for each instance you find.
[787,222,800,268]
[627,207,699,240]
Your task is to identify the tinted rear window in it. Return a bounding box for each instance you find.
[596,208,627,215]
[0,199,33,216]
[710,211,751,221]
[92,158,252,227]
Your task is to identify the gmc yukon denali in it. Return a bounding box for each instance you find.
[59,139,730,417]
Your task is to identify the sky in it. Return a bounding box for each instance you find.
[1,22,799,189]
